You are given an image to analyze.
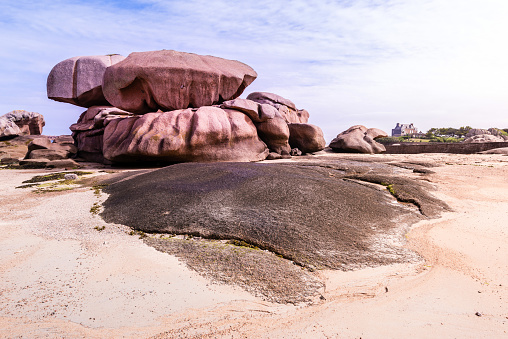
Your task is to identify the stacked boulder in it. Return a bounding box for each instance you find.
[329,125,387,154]
[48,50,325,163]
[0,110,45,139]
[463,128,508,143]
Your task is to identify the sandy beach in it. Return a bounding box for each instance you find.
[1,153,507,338]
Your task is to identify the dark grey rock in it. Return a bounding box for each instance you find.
[100,161,447,269]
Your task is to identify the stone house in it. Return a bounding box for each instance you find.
[392,123,418,137]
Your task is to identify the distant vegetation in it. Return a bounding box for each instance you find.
[378,126,508,144]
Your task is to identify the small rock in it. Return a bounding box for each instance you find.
[475,312,482,317]
[64,173,79,180]
[290,148,302,156]
[266,152,282,160]
[280,150,292,159]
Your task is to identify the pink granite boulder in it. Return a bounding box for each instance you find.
[47,55,125,107]
[329,125,387,154]
[288,123,326,153]
[246,92,309,124]
[102,106,268,163]
[255,116,291,155]
[102,50,257,114]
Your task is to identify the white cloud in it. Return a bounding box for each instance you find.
[1,0,507,139]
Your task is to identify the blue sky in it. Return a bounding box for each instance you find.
[1,0,507,141]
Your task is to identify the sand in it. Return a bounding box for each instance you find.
[1,153,507,338]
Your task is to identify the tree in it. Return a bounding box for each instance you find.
[457,126,472,137]
[426,126,471,138]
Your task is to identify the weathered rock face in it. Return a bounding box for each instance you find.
[102,50,257,114]
[102,106,268,163]
[247,92,309,124]
[0,110,45,138]
[329,125,387,154]
[47,55,125,107]
[288,123,326,153]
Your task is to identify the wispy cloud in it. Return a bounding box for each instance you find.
[1,0,507,138]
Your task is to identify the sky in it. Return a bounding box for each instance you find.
[1,0,507,142]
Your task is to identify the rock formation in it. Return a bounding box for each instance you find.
[49,50,326,163]
[464,128,508,143]
[329,125,387,154]
[0,110,45,138]
[47,55,126,107]
[464,134,507,143]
